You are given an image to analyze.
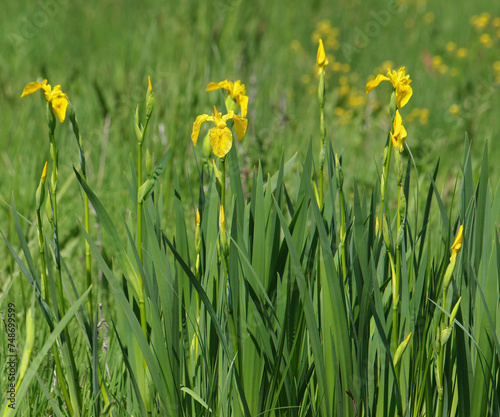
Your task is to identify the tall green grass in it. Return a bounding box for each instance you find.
[2,96,499,415]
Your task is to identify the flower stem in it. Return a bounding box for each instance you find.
[379,138,392,225]
[339,186,348,286]
[48,119,82,415]
[36,197,74,415]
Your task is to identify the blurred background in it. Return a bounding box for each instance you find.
[1,0,499,229]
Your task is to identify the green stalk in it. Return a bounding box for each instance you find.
[336,154,347,286]
[318,72,326,211]
[379,92,397,227]
[393,184,402,361]
[437,255,457,417]
[135,78,155,413]
[219,156,239,370]
[220,156,226,212]
[48,131,65,317]
[35,168,75,415]
[339,187,348,285]
[84,191,93,323]
[36,213,48,300]
[47,108,82,415]
[70,109,94,328]
[137,140,144,264]
[379,138,393,224]
[38,213,74,416]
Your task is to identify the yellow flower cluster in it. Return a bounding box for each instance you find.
[431,55,449,75]
[21,79,69,123]
[312,20,340,51]
[406,108,429,125]
[366,66,413,151]
[470,13,491,30]
[470,13,500,45]
[366,67,413,109]
[192,80,249,158]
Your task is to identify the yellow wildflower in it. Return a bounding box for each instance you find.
[341,63,350,73]
[366,67,413,109]
[449,104,460,115]
[191,106,247,158]
[451,225,463,258]
[471,13,489,29]
[432,55,442,68]
[456,48,468,58]
[480,33,493,47]
[446,42,456,52]
[206,80,248,118]
[419,108,429,124]
[21,79,69,123]
[423,12,435,24]
[316,38,329,75]
[390,110,407,152]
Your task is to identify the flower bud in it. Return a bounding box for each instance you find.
[219,205,228,257]
[45,192,53,226]
[449,296,461,324]
[203,133,212,160]
[443,254,457,292]
[138,178,155,204]
[440,326,453,346]
[195,208,202,254]
[393,332,412,367]
[146,76,155,120]
[135,106,143,144]
[335,153,344,188]
[36,162,48,211]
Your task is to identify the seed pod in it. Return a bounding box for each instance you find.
[393,332,412,367]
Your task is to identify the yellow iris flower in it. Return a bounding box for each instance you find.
[316,38,329,74]
[21,79,69,123]
[366,67,413,109]
[191,106,248,158]
[206,80,248,118]
[390,110,407,152]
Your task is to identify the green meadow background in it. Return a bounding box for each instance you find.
[2,0,499,213]
[1,0,500,415]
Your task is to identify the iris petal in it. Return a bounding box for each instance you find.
[210,126,233,158]
[191,114,211,145]
[366,74,390,94]
[21,82,43,97]
[232,115,248,142]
